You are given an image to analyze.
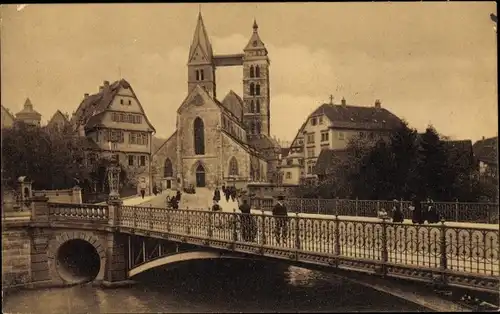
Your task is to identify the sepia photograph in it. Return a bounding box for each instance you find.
[1,2,498,313]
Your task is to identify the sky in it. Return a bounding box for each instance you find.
[1,2,497,143]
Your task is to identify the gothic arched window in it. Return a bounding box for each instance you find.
[250,83,255,96]
[256,100,260,113]
[256,122,261,134]
[255,84,261,96]
[200,69,204,81]
[250,100,255,113]
[194,117,205,155]
[255,65,260,78]
[229,157,239,176]
[195,70,200,81]
[164,158,173,177]
[250,66,255,78]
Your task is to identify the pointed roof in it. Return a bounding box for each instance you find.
[47,110,69,127]
[1,105,15,121]
[244,19,267,53]
[188,12,213,63]
[15,98,41,119]
[72,79,156,133]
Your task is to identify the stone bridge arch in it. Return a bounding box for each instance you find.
[128,250,250,278]
[47,231,107,285]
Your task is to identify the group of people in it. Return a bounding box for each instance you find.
[377,197,441,224]
[213,185,237,203]
[166,190,182,209]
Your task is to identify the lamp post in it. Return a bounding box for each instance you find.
[107,141,121,203]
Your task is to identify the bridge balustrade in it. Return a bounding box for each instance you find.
[250,198,499,224]
[116,206,499,278]
[47,203,109,222]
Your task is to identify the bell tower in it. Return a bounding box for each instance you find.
[187,13,216,98]
[242,20,270,137]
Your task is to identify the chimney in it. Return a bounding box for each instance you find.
[375,99,381,109]
[99,86,104,92]
[482,136,485,140]
[84,93,89,99]
[341,97,346,106]
[103,80,110,87]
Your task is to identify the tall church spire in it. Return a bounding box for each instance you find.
[188,12,213,63]
[244,19,267,53]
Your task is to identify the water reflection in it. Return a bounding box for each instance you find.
[3,260,427,313]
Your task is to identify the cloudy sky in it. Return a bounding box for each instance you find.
[1,2,497,143]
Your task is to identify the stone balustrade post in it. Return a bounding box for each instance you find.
[30,196,50,223]
[107,198,123,227]
[72,186,82,204]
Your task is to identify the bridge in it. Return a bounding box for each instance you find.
[2,196,499,311]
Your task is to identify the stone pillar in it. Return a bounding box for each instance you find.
[72,186,82,204]
[107,199,122,227]
[29,228,50,284]
[30,196,50,222]
[102,233,130,287]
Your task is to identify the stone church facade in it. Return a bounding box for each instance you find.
[153,13,281,191]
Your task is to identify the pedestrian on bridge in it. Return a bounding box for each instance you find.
[239,199,256,242]
[273,195,289,245]
[391,200,404,223]
[411,195,425,224]
[176,190,182,202]
[213,187,221,203]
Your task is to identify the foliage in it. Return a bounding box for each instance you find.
[2,122,90,190]
[309,121,491,202]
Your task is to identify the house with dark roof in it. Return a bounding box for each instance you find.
[1,105,15,129]
[152,13,281,191]
[473,136,498,178]
[46,110,70,131]
[280,98,403,185]
[71,78,157,195]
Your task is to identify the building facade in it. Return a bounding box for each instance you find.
[280,98,403,185]
[14,98,42,126]
[153,13,281,191]
[46,110,70,131]
[71,79,156,195]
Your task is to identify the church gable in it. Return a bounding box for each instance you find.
[177,85,220,115]
[221,90,244,121]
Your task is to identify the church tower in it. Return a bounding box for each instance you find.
[242,20,271,137]
[187,13,216,98]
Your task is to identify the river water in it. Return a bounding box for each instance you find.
[3,260,427,313]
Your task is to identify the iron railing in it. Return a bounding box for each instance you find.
[249,198,499,224]
[117,206,499,279]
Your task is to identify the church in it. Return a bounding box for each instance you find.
[153,13,281,191]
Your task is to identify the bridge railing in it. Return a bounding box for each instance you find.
[116,206,500,281]
[249,198,499,224]
[47,202,109,222]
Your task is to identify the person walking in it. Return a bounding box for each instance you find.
[176,190,182,202]
[213,187,221,203]
[411,195,424,224]
[239,199,254,242]
[272,195,288,245]
[170,195,179,209]
[139,181,147,199]
[230,186,236,202]
[392,199,404,223]
[426,198,440,223]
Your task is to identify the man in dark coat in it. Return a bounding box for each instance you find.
[170,196,179,209]
[426,199,440,223]
[213,187,221,203]
[239,199,255,242]
[176,190,182,202]
[230,186,237,202]
[392,199,404,223]
[411,195,424,224]
[272,195,288,244]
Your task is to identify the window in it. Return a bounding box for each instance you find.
[164,159,173,177]
[129,132,148,145]
[250,83,255,96]
[229,157,239,176]
[250,121,256,134]
[195,70,200,81]
[120,99,124,105]
[256,100,260,113]
[287,159,293,166]
[128,100,131,105]
[128,155,134,166]
[140,155,146,167]
[319,116,323,124]
[109,130,124,143]
[307,147,314,158]
[306,133,315,144]
[311,117,317,126]
[286,172,291,179]
[250,100,254,113]
[255,84,261,96]
[338,131,345,140]
[194,117,205,155]
[200,69,204,81]
[250,65,255,78]
[256,122,261,134]
[255,65,260,78]
[321,131,329,142]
